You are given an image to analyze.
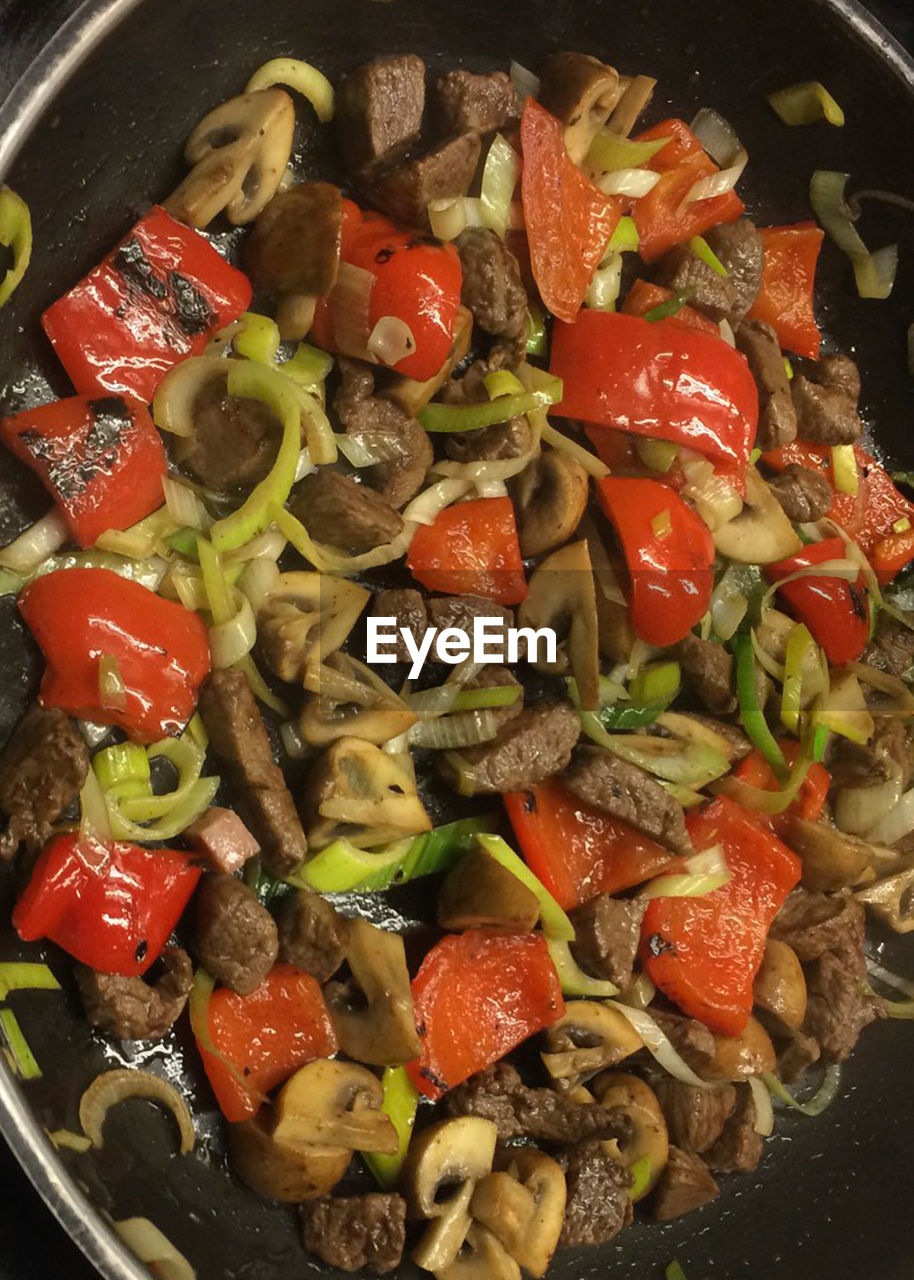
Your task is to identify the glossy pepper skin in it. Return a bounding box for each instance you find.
[595,475,715,647]
[747,223,824,360]
[734,746,830,823]
[766,537,870,666]
[552,311,758,474]
[406,496,528,606]
[1,395,166,547]
[41,205,252,403]
[407,930,565,1100]
[195,964,338,1123]
[13,834,201,977]
[19,568,211,743]
[641,796,801,1037]
[504,780,685,910]
[621,278,720,336]
[310,198,463,382]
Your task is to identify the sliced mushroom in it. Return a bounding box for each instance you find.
[711,468,802,565]
[705,1017,777,1081]
[517,540,600,711]
[166,89,295,229]
[323,918,422,1064]
[245,182,343,299]
[606,74,657,138]
[401,1116,498,1273]
[856,862,914,933]
[753,939,807,1033]
[385,307,473,417]
[511,449,589,559]
[470,1149,566,1278]
[437,847,541,933]
[582,514,637,663]
[299,652,417,747]
[538,53,623,164]
[592,1072,669,1198]
[779,815,877,893]
[228,1112,351,1202]
[541,1001,643,1090]
[273,1059,398,1153]
[259,572,369,684]
[303,737,431,848]
[436,1224,521,1280]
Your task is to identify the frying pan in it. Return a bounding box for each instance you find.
[1,1,914,1277]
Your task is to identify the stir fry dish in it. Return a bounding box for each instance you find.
[1,46,914,1280]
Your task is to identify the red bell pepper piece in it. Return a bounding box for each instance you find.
[594,475,715,647]
[733,747,830,823]
[19,568,210,743]
[766,537,870,666]
[761,439,867,539]
[504,780,684,910]
[747,223,824,360]
[407,930,564,1100]
[631,119,745,263]
[872,527,914,583]
[13,834,200,976]
[641,796,801,1036]
[42,206,252,403]
[310,199,463,382]
[621,278,720,336]
[1,395,166,547]
[196,965,338,1123]
[520,99,622,322]
[551,311,758,473]
[406,496,527,606]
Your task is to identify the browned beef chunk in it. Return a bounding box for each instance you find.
[651,1146,719,1221]
[440,700,580,794]
[456,228,528,357]
[335,55,426,173]
[770,890,860,962]
[445,1063,628,1144]
[862,611,914,677]
[650,1010,717,1073]
[244,183,343,297]
[736,319,797,451]
[440,356,532,461]
[778,1029,821,1084]
[288,469,403,552]
[829,717,910,790]
[183,377,281,489]
[77,947,193,1041]
[556,1143,632,1247]
[654,243,738,322]
[563,749,691,855]
[768,463,833,523]
[677,633,736,715]
[361,133,482,229]
[654,1080,736,1154]
[792,353,863,444]
[705,1086,765,1173]
[684,715,752,761]
[371,588,428,661]
[434,70,520,135]
[570,896,645,990]
[334,363,432,508]
[199,669,307,877]
[277,891,349,983]
[704,218,764,321]
[426,596,514,652]
[194,874,278,996]
[0,705,88,858]
[301,1194,406,1275]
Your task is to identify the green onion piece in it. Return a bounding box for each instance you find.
[419,380,563,433]
[397,816,496,883]
[166,527,200,559]
[768,82,845,127]
[362,1067,419,1190]
[628,1155,653,1200]
[639,869,730,900]
[734,632,788,782]
[451,685,521,712]
[666,1262,688,1280]
[197,537,235,626]
[630,662,681,707]
[881,994,914,1019]
[644,294,689,323]
[526,303,547,356]
[233,311,281,365]
[689,235,729,276]
[484,369,525,400]
[761,1064,842,1116]
[0,963,60,1001]
[291,838,415,893]
[784,358,794,381]
[580,712,731,787]
[810,170,897,300]
[282,342,334,386]
[587,130,670,173]
[188,969,261,1099]
[476,834,575,942]
[608,215,640,254]
[598,703,668,731]
[635,437,679,473]
[93,742,152,801]
[831,443,859,495]
[546,938,618,998]
[0,1008,41,1080]
[0,187,33,308]
[245,57,335,122]
[780,623,814,732]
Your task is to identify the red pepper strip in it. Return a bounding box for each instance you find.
[641,796,801,1037]
[872,527,914,583]
[766,537,870,666]
[747,223,824,360]
[503,781,685,910]
[310,198,463,382]
[621,279,720,336]
[196,965,338,1123]
[594,476,715,647]
[520,98,622,323]
[630,119,745,263]
[19,568,210,743]
[407,931,564,1100]
[733,746,830,823]
[551,311,758,473]
[1,396,167,547]
[13,834,200,977]
[406,496,527,606]
[41,206,252,403]
[761,440,867,539]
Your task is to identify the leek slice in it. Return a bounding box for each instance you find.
[768,82,845,127]
[480,134,521,239]
[546,939,619,998]
[0,963,60,1000]
[92,742,152,801]
[246,57,335,122]
[587,131,669,173]
[477,834,575,942]
[780,622,815,733]
[761,1064,842,1116]
[0,187,32,308]
[362,1067,419,1190]
[734,631,788,781]
[0,1008,41,1080]
[666,1262,688,1280]
[831,443,859,495]
[810,170,897,300]
[690,235,728,276]
[419,380,563,432]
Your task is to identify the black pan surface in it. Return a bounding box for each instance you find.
[1,1,914,1278]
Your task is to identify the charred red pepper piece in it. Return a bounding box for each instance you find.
[641,796,801,1037]
[766,537,870,666]
[19,568,210,743]
[1,395,166,546]
[13,833,200,976]
[406,496,528,606]
[733,747,830,823]
[407,930,564,1100]
[747,223,824,360]
[594,475,715,647]
[42,205,252,403]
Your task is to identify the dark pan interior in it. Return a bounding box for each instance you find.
[2,0,914,1276]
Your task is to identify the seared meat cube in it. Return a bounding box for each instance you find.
[194,874,278,996]
[288,469,404,552]
[570,896,645,990]
[277,891,349,983]
[371,588,429,662]
[704,218,764,321]
[705,1085,765,1174]
[440,700,580,794]
[862,610,914,677]
[650,1010,717,1073]
[563,749,692,854]
[456,228,528,358]
[654,243,739,322]
[360,133,482,229]
[301,1194,406,1275]
[77,947,193,1042]
[654,1079,736,1154]
[0,705,88,858]
[736,319,797,451]
[652,1146,719,1220]
[677,633,736,716]
[334,363,432,509]
[445,1062,628,1143]
[434,69,520,135]
[183,376,281,490]
[335,55,426,173]
[792,353,863,444]
[768,463,833,523]
[556,1142,632,1246]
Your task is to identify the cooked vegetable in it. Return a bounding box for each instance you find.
[273,1059,398,1152]
[712,469,802,565]
[810,170,898,300]
[0,187,32,308]
[361,1066,419,1191]
[304,737,431,849]
[79,1068,195,1153]
[0,1009,41,1080]
[228,1112,351,1202]
[517,541,600,710]
[768,82,845,127]
[406,496,528,607]
[438,847,541,933]
[246,57,335,120]
[593,1073,669,1198]
[705,1017,777,1080]
[541,1000,643,1089]
[113,1218,196,1280]
[747,222,824,359]
[324,918,422,1065]
[753,939,807,1031]
[512,450,589,559]
[402,1116,498,1273]
[470,1148,567,1276]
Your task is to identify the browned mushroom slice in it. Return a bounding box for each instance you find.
[228,1113,352,1203]
[245,182,343,298]
[606,74,658,138]
[541,1001,643,1091]
[437,847,541,933]
[517,540,600,711]
[511,449,589,559]
[257,572,369,684]
[303,737,431,848]
[273,1060,398,1153]
[538,53,623,164]
[323,918,422,1065]
[299,651,417,747]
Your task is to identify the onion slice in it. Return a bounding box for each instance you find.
[761,1064,842,1116]
[114,1218,196,1280]
[79,1068,196,1154]
[0,508,69,573]
[608,1001,715,1089]
[748,1075,775,1136]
